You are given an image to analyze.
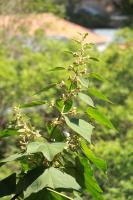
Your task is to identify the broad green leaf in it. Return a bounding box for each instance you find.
[64,116,94,143]
[24,167,80,198]
[78,93,94,107]
[88,88,112,103]
[0,128,18,138]
[27,142,66,161]
[35,83,57,95]
[79,78,89,88]
[88,73,105,82]
[50,67,66,71]
[78,157,103,200]
[80,140,107,173]
[20,100,46,108]
[0,173,16,197]
[0,153,25,163]
[87,107,115,129]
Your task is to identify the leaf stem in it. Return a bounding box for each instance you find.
[47,188,74,200]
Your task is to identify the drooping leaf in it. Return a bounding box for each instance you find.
[88,73,105,82]
[80,140,107,173]
[88,88,112,103]
[64,116,94,143]
[0,128,18,138]
[35,83,57,95]
[49,67,66,71]
[0,153,25,163]
[78,157,103,200]
[27,142,66,161]
[24,167,80,198]
[87,107,115,129]
[0,173,16,197]
[20,100,47,108]
[78,93,94,107]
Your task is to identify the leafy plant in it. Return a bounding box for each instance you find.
[0,34,114,200]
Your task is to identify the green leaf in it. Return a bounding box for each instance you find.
[88,73,105,82]
[25,189,66,200]
[79,78,89,88]
[0,153,25,163]
[0,128,18,138]
[87,107,115,129]
[89,57,99,62]
[56,99,64,112]
[64,116,94,143]
[88,88,112,103]
[56,99,73,113]
[27,142,66,161]
[67,80,77,91]
[24,167,80,198]
[49,67,66,71]
[0,173,16,197]
[78,93,94,107]
[80,140,107,173]
[20,100,47,108]
[78,157,103,200]
[64,99,73,113]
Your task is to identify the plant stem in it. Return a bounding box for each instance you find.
[47,188,74,200]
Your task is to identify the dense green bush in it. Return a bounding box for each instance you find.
[94,28,133,200]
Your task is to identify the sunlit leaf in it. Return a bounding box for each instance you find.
[24,167,80,198]
[27,142,66,161]
[64,116,94,143]
[87,107,115,129]
[0,153,25,163]
[78,93,94,107]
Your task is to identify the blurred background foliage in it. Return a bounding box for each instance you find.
[0,1,133,200]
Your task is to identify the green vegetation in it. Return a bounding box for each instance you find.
[0,27,133,200]
[0,33,112,199]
